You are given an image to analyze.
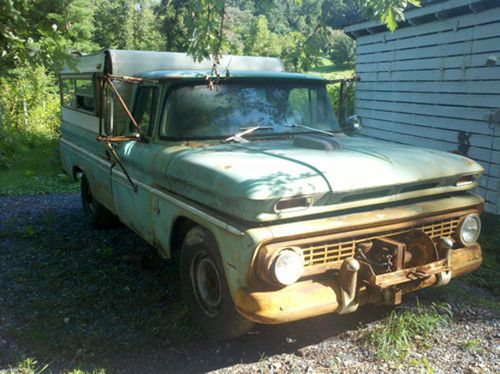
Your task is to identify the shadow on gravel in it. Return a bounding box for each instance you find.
[0,194,390,373]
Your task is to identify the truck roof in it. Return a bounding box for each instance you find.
[60,49,285,76]
[137,69,327,82]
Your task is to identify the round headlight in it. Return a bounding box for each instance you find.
[458,214,481,246]
[272,249,304,286]
[345,115,363,133]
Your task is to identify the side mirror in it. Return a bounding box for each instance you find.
[344,115,363,135]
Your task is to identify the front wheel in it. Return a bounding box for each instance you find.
[80,173,117,228]
[180,226,254,340]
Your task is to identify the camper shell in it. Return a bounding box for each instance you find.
[59,50,485,340]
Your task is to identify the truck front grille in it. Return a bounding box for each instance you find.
[302,217,460,268]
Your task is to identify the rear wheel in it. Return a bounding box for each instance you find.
[180,226,254,340]
[80,173,116,228]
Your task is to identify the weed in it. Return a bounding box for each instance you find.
[461,338,482,352]
[410,357,434,373]
[365,301,451,362]
[24,224,35,238]
[258,352,267,362]
[6,358,49,374]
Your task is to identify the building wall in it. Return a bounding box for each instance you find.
[350,3,500,214]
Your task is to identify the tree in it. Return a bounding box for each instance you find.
[243,15,281,57]
[369,0,421,31]
[157,0,191,52]
[131,0,162,50]
[185,0,228,62]
[0,0,422,75]
[0,0,70,73]
[329,30,355,68]
[49,0,98,54]
[180,0,421,66]
[93,0,134,49]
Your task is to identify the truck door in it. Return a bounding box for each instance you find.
[110,84,161,244]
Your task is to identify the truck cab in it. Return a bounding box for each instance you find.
[59,50,484,340]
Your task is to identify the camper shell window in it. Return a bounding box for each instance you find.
[60,78,96,114]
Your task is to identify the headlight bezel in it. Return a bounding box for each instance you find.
[253,245,305,288]
[456,213,481,246]
[271,248,304,286]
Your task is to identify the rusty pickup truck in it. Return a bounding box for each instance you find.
[59,50,484,340]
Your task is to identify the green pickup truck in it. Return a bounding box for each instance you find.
[59,50,484,340]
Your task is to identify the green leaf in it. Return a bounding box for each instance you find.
[381,7,397,32]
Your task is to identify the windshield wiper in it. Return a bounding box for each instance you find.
[224,126,273,143]
[284,123,335,137]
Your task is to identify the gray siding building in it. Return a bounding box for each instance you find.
[345,0,500,214]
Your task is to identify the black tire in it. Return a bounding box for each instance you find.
[80,173,117,228]
[180,226,254,340]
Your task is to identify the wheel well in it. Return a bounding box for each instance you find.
[170,216,197,259]
[72,166,83,181]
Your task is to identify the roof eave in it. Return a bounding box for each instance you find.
[345,0,495,38]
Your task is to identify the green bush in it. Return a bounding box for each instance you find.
[0,66,78,195]
[0,66,60,134]
[329,31,355,69]
[327,80,356,123]
[0,66,60,170]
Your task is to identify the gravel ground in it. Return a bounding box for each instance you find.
[0,193,498,373]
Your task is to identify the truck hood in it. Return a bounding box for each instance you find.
[166,136,483,222]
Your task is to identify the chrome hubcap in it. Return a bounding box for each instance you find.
[192,254,222,317]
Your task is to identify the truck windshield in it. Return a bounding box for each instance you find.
[160,81,340,139]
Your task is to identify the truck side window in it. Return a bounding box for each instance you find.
[131,86,158,136]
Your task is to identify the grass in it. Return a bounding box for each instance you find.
[0,136,78,196]
[461,338,482,353]
[465,218,500,296]
[365,302,452,363]
[4,358,105,374]
[307,57,355,79]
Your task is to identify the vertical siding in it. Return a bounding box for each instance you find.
[353,5,500,214]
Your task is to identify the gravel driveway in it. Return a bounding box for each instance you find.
[0,194,498,373]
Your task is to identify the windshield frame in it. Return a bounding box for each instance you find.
[158,78,340,141]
